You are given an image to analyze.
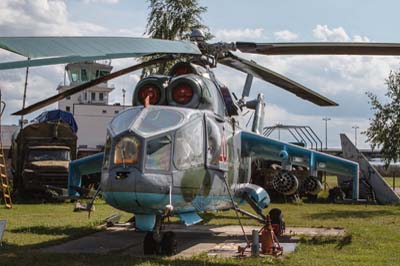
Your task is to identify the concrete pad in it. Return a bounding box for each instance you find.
[41,224,344,258]
[43,228,145,254]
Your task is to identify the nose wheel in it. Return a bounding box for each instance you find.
[160,231,177,255]
[143,231,177,256]
[143,231,160,255]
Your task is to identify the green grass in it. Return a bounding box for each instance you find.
[1,200,400,266]
[383,177,399,189]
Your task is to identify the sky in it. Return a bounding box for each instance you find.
[0,0,399,148]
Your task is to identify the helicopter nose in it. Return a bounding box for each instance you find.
[135,171,172,209]
[103,167,173,212]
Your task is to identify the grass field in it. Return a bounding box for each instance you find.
[1,199,399,266]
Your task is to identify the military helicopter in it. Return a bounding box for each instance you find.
[2,30,400,255]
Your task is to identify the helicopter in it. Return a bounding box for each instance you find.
[2,30,400,255]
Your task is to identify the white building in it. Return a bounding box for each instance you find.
[57,62,125,150]
[1,125,18,149]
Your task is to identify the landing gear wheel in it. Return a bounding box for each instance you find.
[160,231,177,256]
[328,187,345,203]
[143,232,160,255]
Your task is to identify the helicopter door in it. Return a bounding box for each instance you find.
[173,116,206,201]
[205,116,228,172]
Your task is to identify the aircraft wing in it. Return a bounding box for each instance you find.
[0,37,201,70]
[68,152,104,196]
[240,131,359,199]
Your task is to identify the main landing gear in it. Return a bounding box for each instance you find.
[143,216,177,256]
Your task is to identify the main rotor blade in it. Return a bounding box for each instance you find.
[236,42,400,56]
[12,55,176,116]
[218,52,337,106]
[0,37,200,70]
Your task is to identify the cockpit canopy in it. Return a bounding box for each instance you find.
[108,106,188,137]
[105,106,208,172]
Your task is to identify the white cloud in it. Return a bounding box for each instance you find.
[214,28,266,41]
[82,0,119,3]
[274,30,299,41]
[312,24,370,42]
[0,0,108,36]
[313,24,350,42]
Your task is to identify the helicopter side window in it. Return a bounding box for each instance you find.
[206,117,221,166]
[146,136,171,171]
[103,133,112,169]
[174,117,204,170]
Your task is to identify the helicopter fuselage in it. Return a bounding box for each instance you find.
[100,104,262,230]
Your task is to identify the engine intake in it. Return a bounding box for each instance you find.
[132,75,169,106]
[167,74,204,108]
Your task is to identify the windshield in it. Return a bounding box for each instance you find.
[146,136,171,171]
[28,149,70,161]
[110,108,142,135]
[136,109,184,135]
[113,136,140,166]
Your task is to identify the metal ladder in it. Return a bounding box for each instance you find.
[0,142,11,209]
[0,90,11,209]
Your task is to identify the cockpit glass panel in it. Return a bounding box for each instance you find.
[136,109,184,134]
[110,108,141,135]
[103,133,112,169]
[174,116,204,169]
[146,136,171,171]
[113,136,140,166]
[206,117,222,166]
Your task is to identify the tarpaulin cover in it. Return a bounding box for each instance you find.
[34,109,78,133]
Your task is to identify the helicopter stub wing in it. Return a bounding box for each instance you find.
[235,42,400,56]
[240,131,359,199]
[0,36,201,70]
[218,52,338,106]
[68,152,104,197]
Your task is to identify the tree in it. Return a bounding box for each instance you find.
[365,69,400,167]
[142,0,211,76]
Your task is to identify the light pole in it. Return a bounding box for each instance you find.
[322,117,331,150]
[352,125,359,147]
[122,88,126,110]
